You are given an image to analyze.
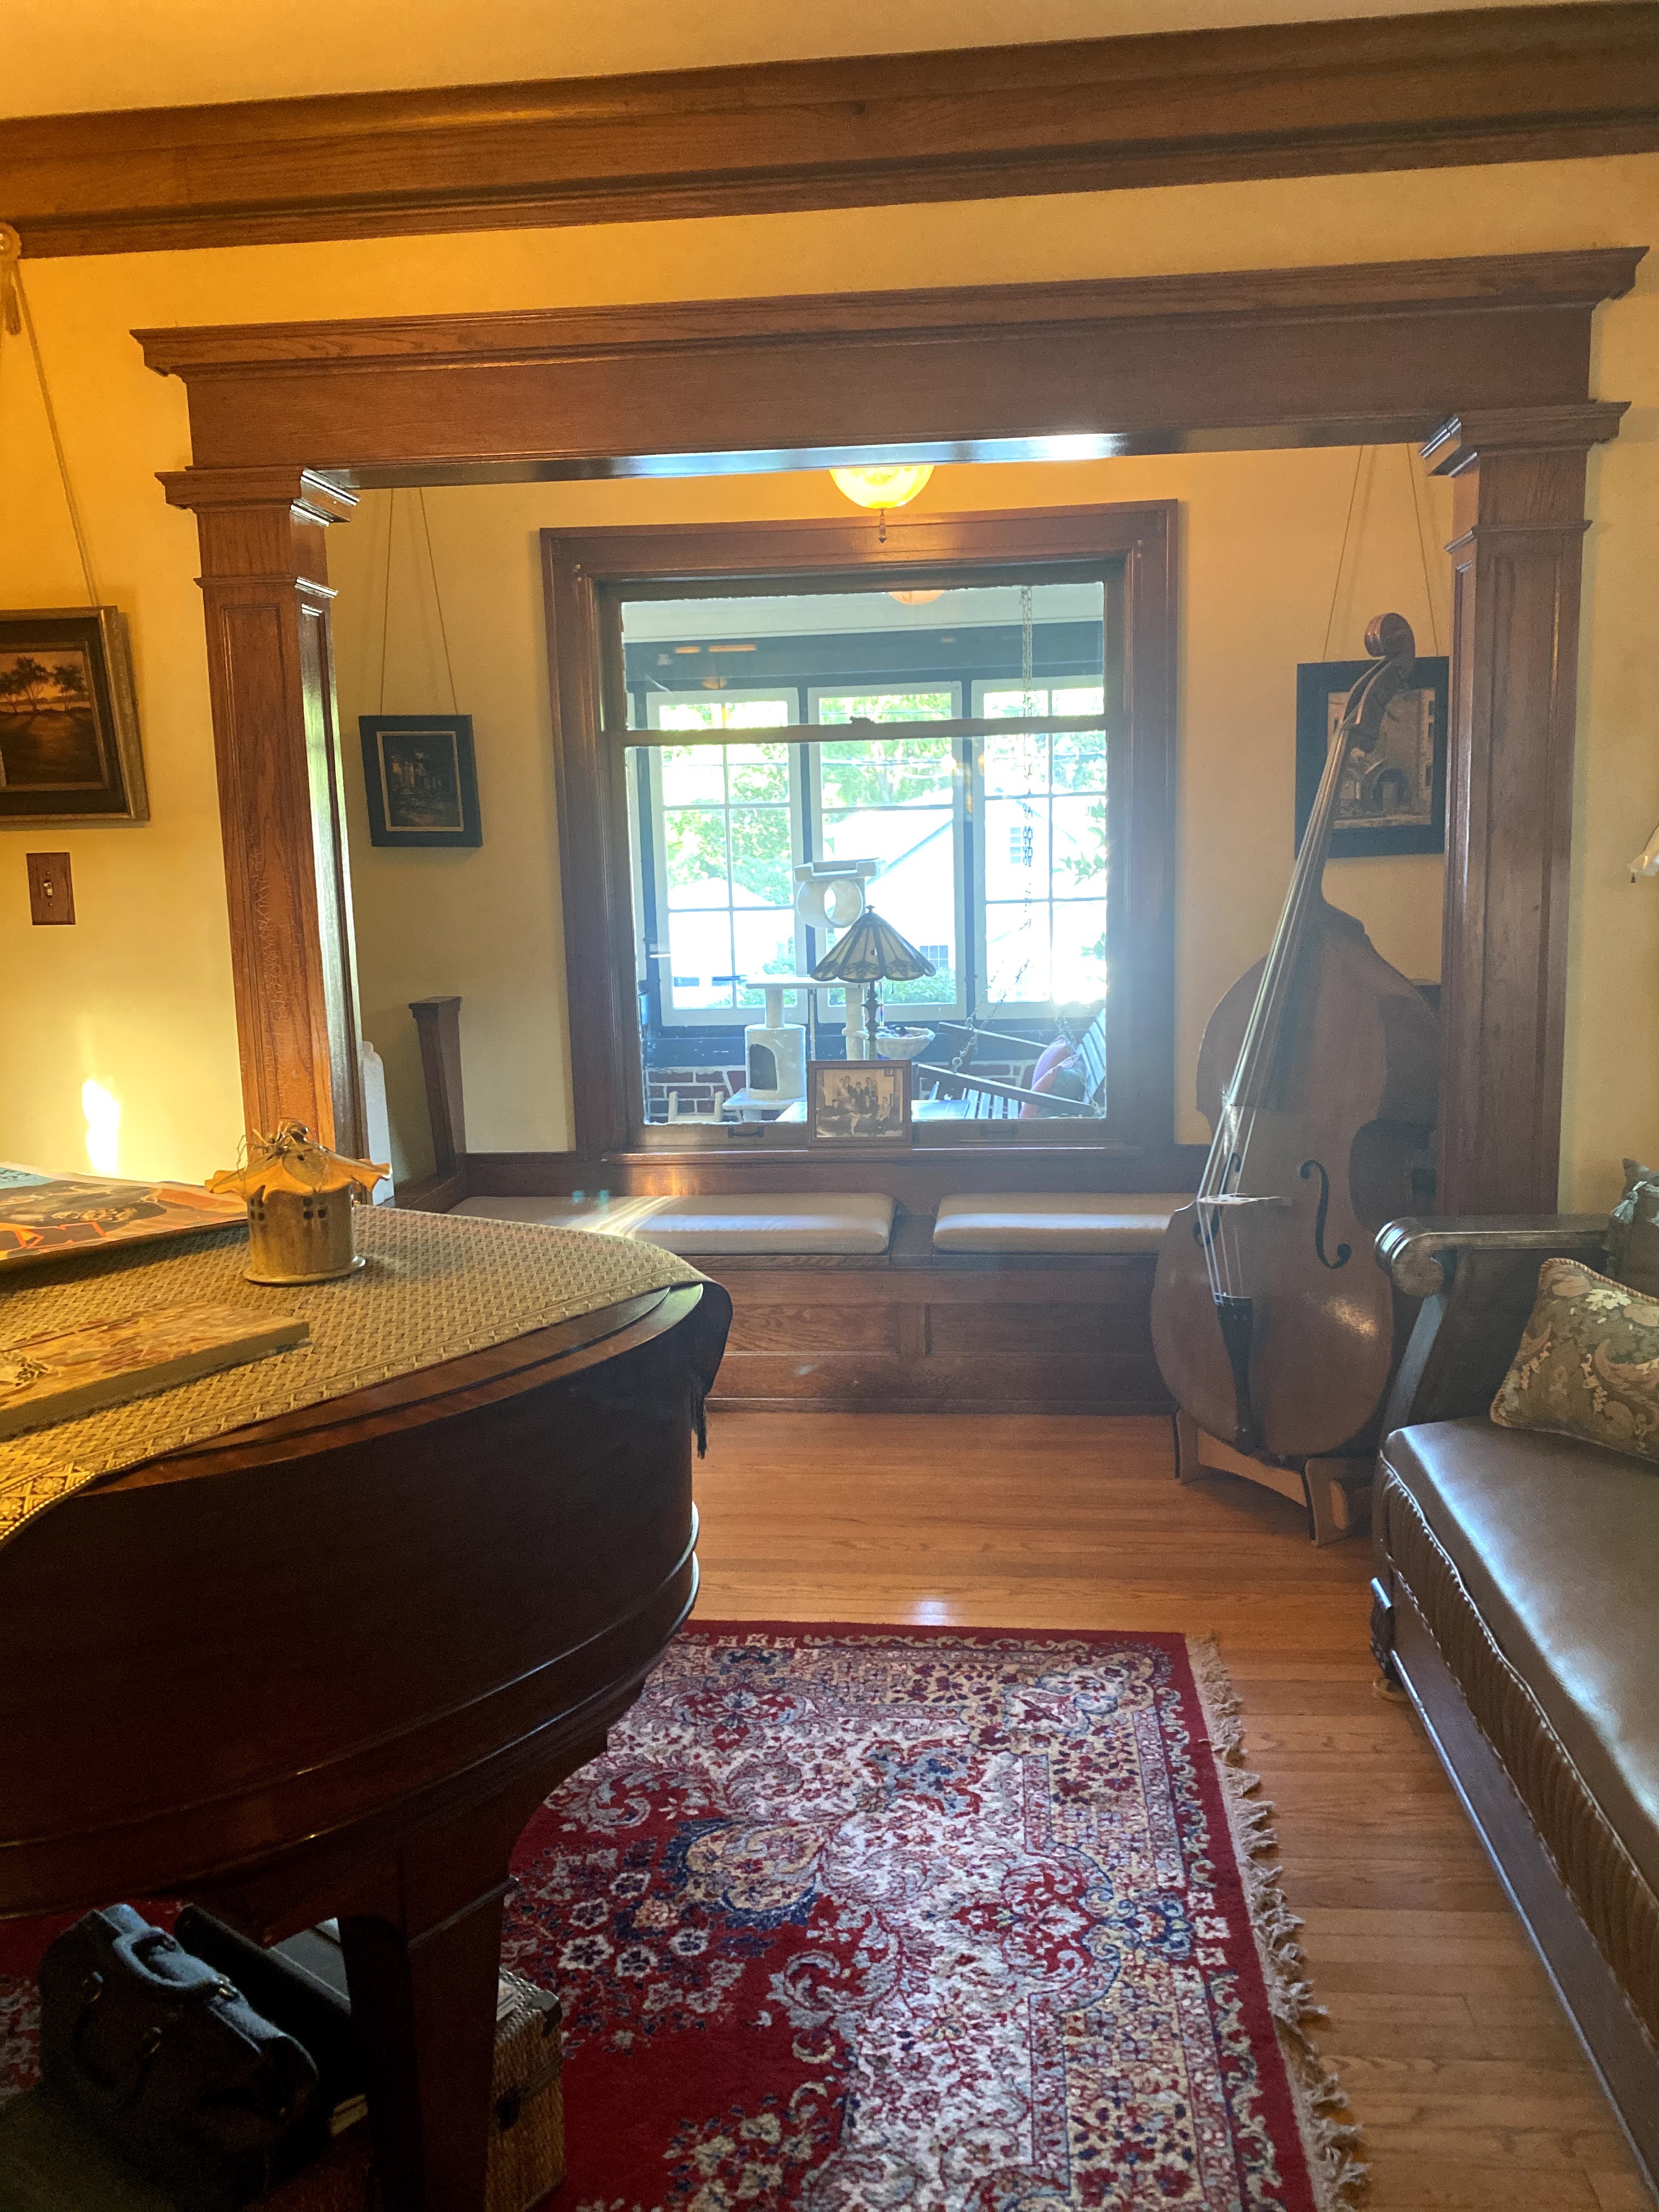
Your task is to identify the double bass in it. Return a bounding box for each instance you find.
[1152,613,1440,1461]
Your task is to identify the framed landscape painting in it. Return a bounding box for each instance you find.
[0,608,148,823]
[359,714,482,848]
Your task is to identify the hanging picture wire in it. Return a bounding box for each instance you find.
[375,488,459,716]
[0,224,146,823]
[0,223,99,608]
[362,484,478,848]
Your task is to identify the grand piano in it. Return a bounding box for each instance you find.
[0,1273,730,2210]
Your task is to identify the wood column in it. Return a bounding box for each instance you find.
[162,466,364,1152]
[409,995,466,1175]
[1423,403,1626,1215]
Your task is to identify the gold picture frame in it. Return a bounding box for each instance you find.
[0,607,147,824]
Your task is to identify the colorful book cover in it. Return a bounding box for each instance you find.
[0,1164,246,1272]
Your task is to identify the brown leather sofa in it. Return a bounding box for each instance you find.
[1370,1215,1659,2198]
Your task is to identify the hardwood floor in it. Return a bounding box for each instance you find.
[692,1411,1651,2212]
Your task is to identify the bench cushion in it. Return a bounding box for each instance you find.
[932,1192,1182,1255]
[1381,1418,1659,1901]
[454,1192,895,1256]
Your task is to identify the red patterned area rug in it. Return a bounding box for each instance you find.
[0,1624,1360,2210]
[512,1623,1361,2211]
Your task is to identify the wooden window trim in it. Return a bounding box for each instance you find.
[540,506,1176,1182]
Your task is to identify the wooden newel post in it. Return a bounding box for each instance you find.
[1423,404,1626,1216]
[161,467,364,1154]
[409,996,467,1178]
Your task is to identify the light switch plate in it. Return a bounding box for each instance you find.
[26,853,75,926]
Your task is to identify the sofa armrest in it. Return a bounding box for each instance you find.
[1376,1214,1610,1433]
[1377,1214,1608,1297]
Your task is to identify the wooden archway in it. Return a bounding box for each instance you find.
[140,246,1639,1211]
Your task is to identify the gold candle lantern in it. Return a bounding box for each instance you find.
[209,1123,390,1285]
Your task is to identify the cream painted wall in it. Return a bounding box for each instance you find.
[3,0,1580,115]
[1,154,1653,1200]
[329,446,1454,1178]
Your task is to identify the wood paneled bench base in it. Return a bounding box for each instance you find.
[691,1216,1167,1414]
[450,1197,1171,1412]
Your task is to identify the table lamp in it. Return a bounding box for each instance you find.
[810,910,936,1059]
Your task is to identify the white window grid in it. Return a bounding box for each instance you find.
[970,680,1111,1019]
[633,678,1109,1031]
[805,685,967,1024]
[642,690,806,1026]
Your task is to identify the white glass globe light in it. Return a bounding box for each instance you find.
[830,464,934,512]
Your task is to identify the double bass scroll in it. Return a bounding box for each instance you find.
[1152,614,1441,1463]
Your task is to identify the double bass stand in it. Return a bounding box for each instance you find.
[1171,1410,1373,1546]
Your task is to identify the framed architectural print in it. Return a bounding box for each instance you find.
[1294,653,1449,858]
[359,714,482,848]
[0,607,147,823]
[806,1059,913,1149]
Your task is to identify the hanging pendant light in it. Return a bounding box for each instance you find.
[831,462,935,543]
[830,464,934,512]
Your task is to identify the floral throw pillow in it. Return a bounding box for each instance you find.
[1491,1258,1659,1465]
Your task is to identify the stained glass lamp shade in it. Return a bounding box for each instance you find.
[811,908,936,1048]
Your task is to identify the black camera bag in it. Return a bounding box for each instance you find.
[38,1904,321,2210]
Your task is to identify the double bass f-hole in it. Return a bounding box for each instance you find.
[1192,1152,1243,1254]
[1299,1158,1351,1270]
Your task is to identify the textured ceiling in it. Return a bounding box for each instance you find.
[1,0,1590,120]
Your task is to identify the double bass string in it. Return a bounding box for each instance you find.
[1207,690,1362,1305]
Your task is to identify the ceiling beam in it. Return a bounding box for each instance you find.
[9,4,1659,259]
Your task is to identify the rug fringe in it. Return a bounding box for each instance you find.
[1187,1634,1368,2212]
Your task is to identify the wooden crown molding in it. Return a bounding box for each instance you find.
[10,4,1659,259]
[1422,399,1632,470]
[134,249,1647,378]
[135,250,1643,481]
[157,465,360,522]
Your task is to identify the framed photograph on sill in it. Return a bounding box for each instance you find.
[806,1059,913,1150]
[0,607,147,823]
[359,714,482,848]
[1294,654,1448,859]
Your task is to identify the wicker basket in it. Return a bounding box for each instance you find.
[488,1972,565,2212]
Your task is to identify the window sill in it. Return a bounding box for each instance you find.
[605,1141,1146,1166]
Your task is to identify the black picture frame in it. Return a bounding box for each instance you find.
[359,715,482,848]
[0,607,147,823]
[1294,654,1448,859]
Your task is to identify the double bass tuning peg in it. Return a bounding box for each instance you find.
[1363,610,1415,661]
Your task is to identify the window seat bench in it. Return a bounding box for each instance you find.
[450,1190,1178,1413]
[452,1190,894,1255]
[931,1192,1180,1254]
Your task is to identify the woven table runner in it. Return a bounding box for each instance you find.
[0,1206,702,1549]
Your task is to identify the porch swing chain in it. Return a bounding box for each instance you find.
[0,223,100,608]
